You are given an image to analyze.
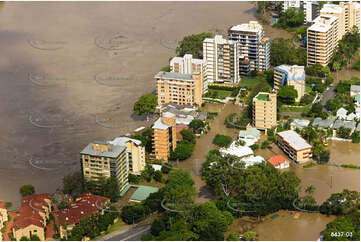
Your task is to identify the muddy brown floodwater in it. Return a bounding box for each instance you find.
[0,1,261,207]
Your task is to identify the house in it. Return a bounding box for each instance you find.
[11,194,52,241]
[291,119,310,130]
[312,117,334,129]
[336,107,348,120]
[350,85,360,97]
[158,103,207,125]
[0,201,8,241]
[238,155,265,168]
[354,93,360,107]
[333,119,356,132]
[238,128,261,146]
[220,141,254,158]
[346,112,357,121]
[267,155,290,169]
[53,194,110,239]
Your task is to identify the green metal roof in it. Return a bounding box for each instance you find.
[256,93,269,101]
[355,93,360,103]
[130,185,159,201]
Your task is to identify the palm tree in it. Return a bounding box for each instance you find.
[332,61,340,81]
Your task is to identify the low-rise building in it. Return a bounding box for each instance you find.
[336,107,348,120]
[152,112,177,162]
[267,155,290,169]
[108,137,146,175]
[291,119,310,130]
[274,65,305,102]
[0,201,8,241]
[80,142,129,192]
[333,119,356,132]
[11,194,52,241]
[312,117,335,129]
[276,130,312,163]
[155,71,203,108]
[350,85,360,97]
[238,128,261,146]
[252,92,277,130]
[158,103,207,125]
[53,194,109,239]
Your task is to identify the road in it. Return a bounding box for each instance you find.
[103,225,151,241]
[320,85,336,112]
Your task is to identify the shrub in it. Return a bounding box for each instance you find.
[19,184,35,197]
[213,134,232,147]
[128,174,140,184]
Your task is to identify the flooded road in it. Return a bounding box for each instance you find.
[0,1,258,206]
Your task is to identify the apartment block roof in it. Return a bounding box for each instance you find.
[170,54,204,65]
[152,117,172,130]
[203,35,238,45]
[154,71,194,81]
[275,65,305,81]
[277,130,312,151]
[309,15,338,32]
[54,194,109,226]
[229,21,264,34]
[267,155,289,167]
[321,4,343,14]
[291,119,310,129]
[255,93,270,101]
[108,137,142,147]
[80,142,125,158]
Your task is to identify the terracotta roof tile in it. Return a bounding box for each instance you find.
[267,155,289,167]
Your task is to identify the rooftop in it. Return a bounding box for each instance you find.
[351,85,360,93]
[275,65,305,81]
[152,117,171,130]
[333,119,356,130]
[129,186,159,202]
[154,71,194,81]
[170,54,204,65]
[108,137,142,147]
[312,117,335,128]
[277,130,312,151]
[238,128,261,139]
[321,4,343,14]
[267,155,289,167]
[309,15,338,32]
[291,119,310,129]
[80,142,125,158]
[203,35,238,45]
[255,93,270,101]
[230,21,263,33]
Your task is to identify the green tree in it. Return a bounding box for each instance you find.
[227,232,239,241]
[19,184,35,197]
[243,231,257,241]
[336,127,352,139]
[176,32,213,59]
[271,38,307,66]
[121,204,150,224]
[332,61,341,81]
[20,237,29,241]
[323,217,356,241]
[213,134,232,147]
[320,189,360,216]
[133,94,157,120]
[62,171,83,197]
[189,119,206,134]
[278,85,298,104]
[277,8,305,28]
[30,235,40,241]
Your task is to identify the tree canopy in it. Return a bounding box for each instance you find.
[19,184,35,197]
[271,38,306,66]
[133,94,157,117]
[278,85,298,104]
[176,32,213,59]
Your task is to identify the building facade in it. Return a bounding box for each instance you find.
[170,54,208,93]
[283,1,320,25]
[203,35,240,83]
[80,142,128,192]
[108,137,146,175]
[307,15,339,66]
[0,202,8,241]
[252,92,277,130]
[152,112,177,162]
[229,21,270,72]
[276,130,312,163]
[155,71,203,108]
[274,65,306,102]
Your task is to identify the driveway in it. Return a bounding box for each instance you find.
[320,86,336,112]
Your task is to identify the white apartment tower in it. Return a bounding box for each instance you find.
[228,21,270,73]
[203,35,240,84]
[283,0,320,25]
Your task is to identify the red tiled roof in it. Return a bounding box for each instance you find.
[267,155,289,167]
[13,194,50,230]
[0,201,6,209]
[53,194,109,226]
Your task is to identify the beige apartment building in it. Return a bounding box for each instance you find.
[0,201,8,241]
[80,141,129,192]
[108,137,146,175]
[170,54,207,93]
[203,35,240,84]
[152,112,177,162]
[274,65,305,102]
[252,92,277,130]
[155,71,203,108]
[307,15,339,66]
[276,130,312,163]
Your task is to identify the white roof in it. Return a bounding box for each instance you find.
[220,141,254,157]
[239,155,264,168]
[151,164,162,171]
[346,113,357,121]
[291,119,310,128]
[321,4,343,14]
[163,112,175,118]
[309,15,338,32]
[337,107,348,116]
[170,55,203,65]
[230,21,263,33]
[108,137,142,146]
[203,35,237,45]
[152,117,171,130]
[277,130,312,151]
[176,117,192,125]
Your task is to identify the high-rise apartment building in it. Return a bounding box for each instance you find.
[274,65,306,102]
[283,1,320,25]
[228,21,270,73]
[155,71,203,108]
[252,92,277,130]
[152,112,177,162]
[203,35,240,84]
[307,15,339,66]
[108,137,146,175]
[170,54,208,93]
[80,141,129,191]
[320,4,346,41]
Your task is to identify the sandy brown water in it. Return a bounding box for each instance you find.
[0,1,260,207]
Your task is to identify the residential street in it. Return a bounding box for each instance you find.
[320,85,336,112]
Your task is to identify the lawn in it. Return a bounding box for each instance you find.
[305,86,312,93]
[106,220,126,234]
[204,90,232,99]
[238,76,266,87]
[280,105,310,113]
